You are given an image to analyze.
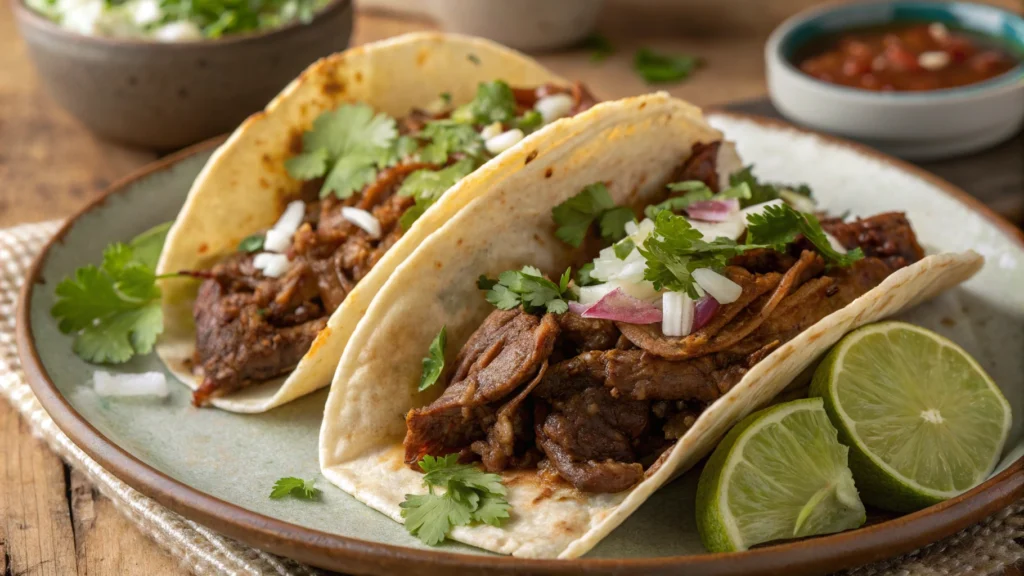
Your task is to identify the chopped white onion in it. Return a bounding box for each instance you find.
[534,94,574,124]
[715,141,744,188]
[918,51,950,71]
[341,207,382,238]
[741,199,786,221]
[693,268,742,304]
[130,0,160,25]
[824,231,847,254]
[263,200,306,253]
[485,129,525,155]
[661,292,694,337]
[93,371,169,398]
[578,279,660,306]
[480,122,503,140]
[253,253,290,278]
[689,218,747,242]
[152,20,203,41]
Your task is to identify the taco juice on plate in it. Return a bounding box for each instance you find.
[156,33,596,411]
[319,93,982,558]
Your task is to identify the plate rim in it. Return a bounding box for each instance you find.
[16,114,1024,576]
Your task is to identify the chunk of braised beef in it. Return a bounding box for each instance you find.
[403,310,559,466]
[668,141,722,192]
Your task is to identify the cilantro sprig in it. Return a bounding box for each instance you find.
[583,33,615,62]
[644,180,751,219]
[552,183,635,247]
[284,103,401,199]
[478,266,575,314]
[729,166,813,208]
[400,454,510,546]
[417,120,485,165]
[638,211,753,298]
[398,158,478,230]
[51,223,173,364]
[634,48,701,84]
[270,477,320,500]
[419,326,447,392]
[747,204,864,266]
[452,80,517,125]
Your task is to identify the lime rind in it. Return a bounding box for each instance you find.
[810,321,1012,513]
[696,398,866,552]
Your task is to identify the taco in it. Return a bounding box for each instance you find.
[318,93,982,557]
[155,33,598,411]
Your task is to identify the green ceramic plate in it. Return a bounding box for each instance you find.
[18,114,1024,575]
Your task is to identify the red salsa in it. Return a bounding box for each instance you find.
[796,22,1020,91]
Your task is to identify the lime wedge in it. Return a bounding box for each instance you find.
[696,398,866,552]
[810,321,1012,513]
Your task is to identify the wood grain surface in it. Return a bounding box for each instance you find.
[0,1,1021,574]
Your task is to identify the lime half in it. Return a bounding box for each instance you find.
[696,398,866,552]
[811,321,1012,513]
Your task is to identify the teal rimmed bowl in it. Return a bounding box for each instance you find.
[766,1,1024,160]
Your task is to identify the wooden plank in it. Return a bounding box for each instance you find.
[0,399,78,576]
[69,470,183,576]
[0,9,157,228]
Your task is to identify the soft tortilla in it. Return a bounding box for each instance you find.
[156,33,572,412]
[318,93,983,558]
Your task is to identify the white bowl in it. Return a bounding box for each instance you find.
[765,1,1024,161]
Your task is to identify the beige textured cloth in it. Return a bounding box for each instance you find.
[1,220,1022,576]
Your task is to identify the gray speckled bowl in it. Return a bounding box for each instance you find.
[11,0,353,150]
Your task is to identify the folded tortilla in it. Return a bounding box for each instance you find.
[155,33,575,412]
[318,93,983,558]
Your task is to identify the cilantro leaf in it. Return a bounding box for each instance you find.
[284,148,329,180]
[634,48,700,84]
[729,166,814,208]
[514,110,544,134]
[613,238,636,259]
[270,477,321,500]
[576,262,598,286]
[458,80,517,125]
[480,266,575,314]
[400,491,468,546]
[238,233,265,253]
[417,121,485,165]
[638,211,752,298]
[552,183,633,247]
[376,135,419,169]
[583,33,615,62]
[398,158,478,230]
[598,206,636,244]
[746,204,863,267]
[419,326,447,392]
[286,103,399,198]
[401,454,510,545]
[321,152,380,199]
[51,227,171,364]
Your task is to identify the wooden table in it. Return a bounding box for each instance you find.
[1,2,1021,574]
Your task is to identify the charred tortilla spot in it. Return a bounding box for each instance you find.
[354,71,363,83]
[544,167,554,178]
[456,238,464,247]
[197,243,208,255]
[259,177,269,189]
[288,130,304,155]
[261,153,273,169]
[434,261,443,270]
[639,102,647,110]
[416,49,429,66]
[322,78,345,96]
[525,150,538,165]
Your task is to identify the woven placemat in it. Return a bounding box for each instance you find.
[2,219,1022,576]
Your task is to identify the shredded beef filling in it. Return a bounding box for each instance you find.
[188,85,593,406]
[403,145,926,493]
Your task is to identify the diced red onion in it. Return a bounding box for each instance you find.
[693,268,742,304]
[686,198,740,222]
[579,288,662,324]
[661,291,694,337]
[693,296,720,331]
[568,301,591,316]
